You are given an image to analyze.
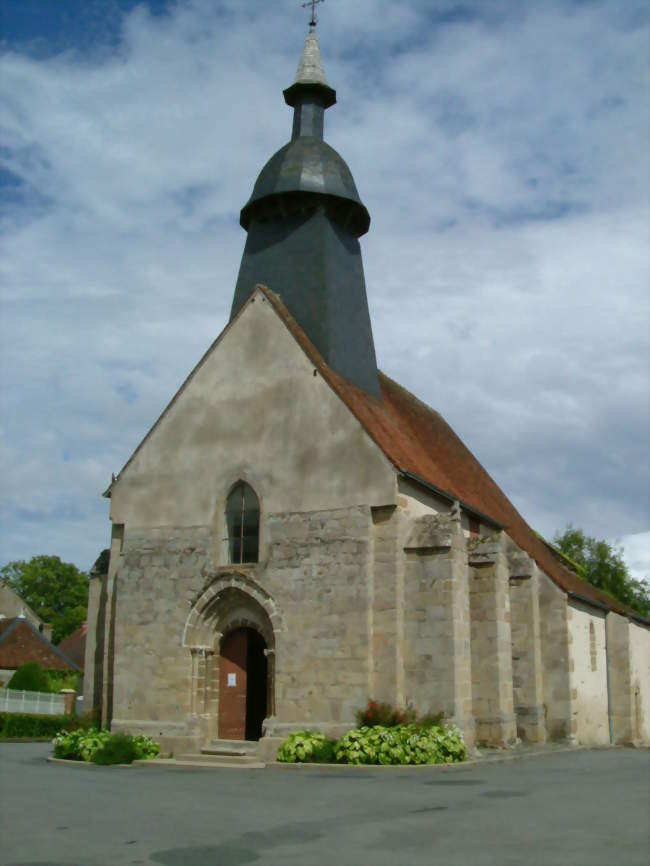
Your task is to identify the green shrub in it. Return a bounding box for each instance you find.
[7,662,51,693]
[277,730,336,763]
[131,734,161,760]
[334,724,467,766]
[92,732,138,765]
[53,727,111,761]
[0,712,76,738]
[46,670,81,693]
[52,726,160,763]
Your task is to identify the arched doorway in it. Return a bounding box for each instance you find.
[218,626,268,741]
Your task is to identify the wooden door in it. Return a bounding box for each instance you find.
[218,628,247,740]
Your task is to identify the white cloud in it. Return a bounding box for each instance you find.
[0,0,648,569]
[614,531,650,583]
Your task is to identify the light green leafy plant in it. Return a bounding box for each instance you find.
[334,724,467,766]
[276,730,336,763]
[53,727,110,761]
[52,727,160,763]
[132,734,161,760]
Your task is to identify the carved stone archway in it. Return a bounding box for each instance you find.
[183,573,281,741]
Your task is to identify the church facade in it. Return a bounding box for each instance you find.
[84,32,649,758]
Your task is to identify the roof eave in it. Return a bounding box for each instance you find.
[399,470,504,531]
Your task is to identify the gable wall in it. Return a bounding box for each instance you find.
[110,293,396,531]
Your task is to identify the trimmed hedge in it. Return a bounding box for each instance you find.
[0,712,78,738]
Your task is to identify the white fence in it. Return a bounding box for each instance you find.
[0,688,66,716]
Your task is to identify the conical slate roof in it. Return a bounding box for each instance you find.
[232,30,379,398]
[284,31,336,108]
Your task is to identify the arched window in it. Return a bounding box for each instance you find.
[226,482,260,564]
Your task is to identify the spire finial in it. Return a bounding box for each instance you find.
[302,0,323,32]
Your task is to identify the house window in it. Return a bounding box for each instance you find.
[226,482,260,564]
[469,515,481,538]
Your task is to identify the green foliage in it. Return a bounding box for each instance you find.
[276,730,336,764]
[6,664,78,694]
[131,734,161,760]
[53,727,111,761]
[276,724,467,766]
[0,712,83,738]
[46,670,81,693]
[1,555,89,643]
[554,525,650,617]
[7,662,51,693]
[92,732,138,765]
[52,727,160,763]
[334,724,467,766]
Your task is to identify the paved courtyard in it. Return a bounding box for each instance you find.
[1,744,649,866]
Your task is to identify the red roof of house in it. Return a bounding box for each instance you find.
[57,624,86,671]
[0,618,80,672]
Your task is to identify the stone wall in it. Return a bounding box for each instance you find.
[104,505,377,750]
[402,510,474,746]
[538,573,573,740]
[629,620,650,743]
[82,570,106,717]
[507,547,545,743]
[263,505,373,737]
[467,533,516,746]
[567,602,609,745]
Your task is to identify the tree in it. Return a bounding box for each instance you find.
[8,662,51,692]
[553,526,650,617]
[0,555,89,644]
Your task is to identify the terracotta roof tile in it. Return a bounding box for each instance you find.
[0,618,81,671]
[57,624,86,670]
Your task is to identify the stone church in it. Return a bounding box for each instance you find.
[84,31,649,759]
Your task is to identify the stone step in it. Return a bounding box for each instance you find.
[200,739,260,757]
[133,757,266,770]
[177,752,261,766]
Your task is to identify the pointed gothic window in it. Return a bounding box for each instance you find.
[226,482,260,564]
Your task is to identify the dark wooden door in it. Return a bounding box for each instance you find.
[218,629,248,740]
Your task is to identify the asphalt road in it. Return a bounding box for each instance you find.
[1,744,649,866]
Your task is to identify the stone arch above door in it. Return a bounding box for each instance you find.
[181,573,281,738]
[182,572,282,651]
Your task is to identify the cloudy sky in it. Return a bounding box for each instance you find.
[1,0,648,580]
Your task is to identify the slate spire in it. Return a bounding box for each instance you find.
[231,32,380,399]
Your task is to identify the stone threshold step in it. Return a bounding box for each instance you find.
[177,752,261,766]
[133,758,266,770]
[201,739,260,757]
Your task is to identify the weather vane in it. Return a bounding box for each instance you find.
[301,0,324,32]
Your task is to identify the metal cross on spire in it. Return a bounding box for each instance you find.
[301,0,324,32]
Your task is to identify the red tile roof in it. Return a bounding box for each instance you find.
[57,623,87,671]
[0,618,80,671]
[260,286,643,620]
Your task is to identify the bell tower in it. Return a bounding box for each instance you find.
[231,30,380,399]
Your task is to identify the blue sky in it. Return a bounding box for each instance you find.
[0,0,648,579]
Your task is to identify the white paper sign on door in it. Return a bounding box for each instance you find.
[227,673,237,687]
